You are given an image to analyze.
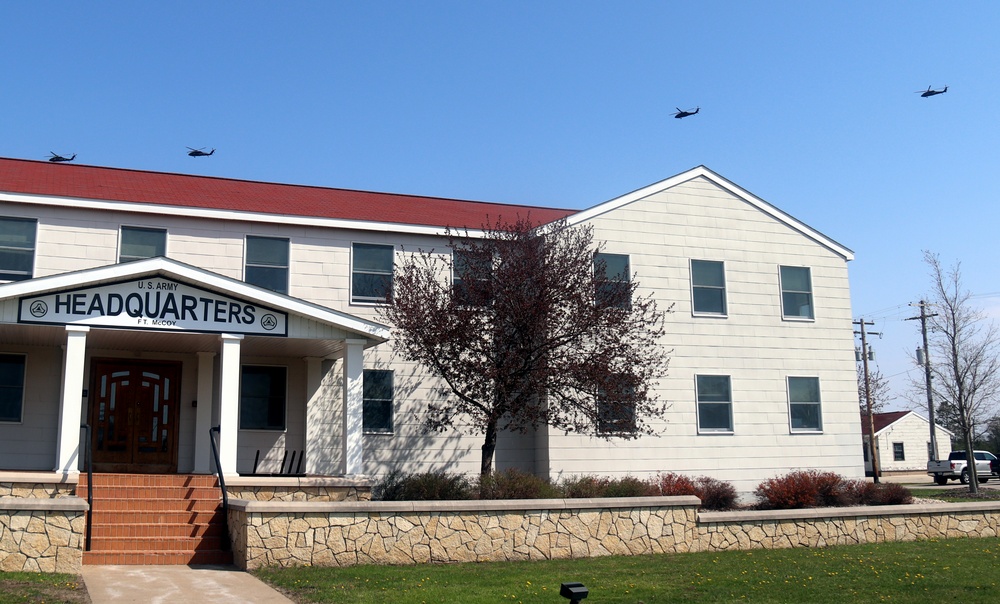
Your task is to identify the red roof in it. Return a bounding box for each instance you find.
[0,158,576,229]
[861,410,912,433]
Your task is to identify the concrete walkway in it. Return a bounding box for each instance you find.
[81,565,295,603]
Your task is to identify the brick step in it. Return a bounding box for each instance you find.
[90,510,223,525]
[88,535,229,552]
[78,474,218,488]
[90,522,225,539]
[84,498,221,513]
[83,550,233,566]
[77,486,222,500]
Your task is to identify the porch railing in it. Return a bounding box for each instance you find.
[80,423,93,552]
[209,426,231,551]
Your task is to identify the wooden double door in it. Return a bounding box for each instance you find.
[89,359,181,473]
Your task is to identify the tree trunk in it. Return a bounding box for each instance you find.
[481,419,498,477]
[965,427,979,494]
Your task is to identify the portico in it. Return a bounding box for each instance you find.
[0,257,388,479]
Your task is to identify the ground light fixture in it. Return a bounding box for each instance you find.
[560,582,589,603]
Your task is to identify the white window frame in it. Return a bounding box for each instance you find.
[0,353,27,424]
[594,252,631,309]
[690,259,727,317]
[0,216,37,282]
[238,364,288,432]
[696,374,733,434]
[244,235,290,295]
[787,375,823,433]
[779,265,814,320]
[351,242,394,305]
[452,249,493,307]
[363,369,394,435]
[893,442,905,462]
[119,225,167,263]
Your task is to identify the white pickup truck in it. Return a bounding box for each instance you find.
[926,450,999,485]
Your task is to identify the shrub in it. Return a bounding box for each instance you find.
[372,469,474,501]
[601,476,659,498]
[652,472,697,496]
[560,475,611,498]
[843,480,912,506]
[694,476,738,511]
[754,470,849,509]
[477,468,561,500]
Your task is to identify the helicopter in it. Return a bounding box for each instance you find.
[47,152,75,163]
[187,147,215,157]
[672,107,699,119]
[916,86,947,98]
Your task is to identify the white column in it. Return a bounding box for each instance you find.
[55,326,89,474]
[193,351,217,474]
[218,334,243,475]
[304,356,323,476]
[342,339,365,476]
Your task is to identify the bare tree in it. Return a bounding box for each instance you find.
[379,217,671,476]
[857,364,891,414]
[922,251,1000,493]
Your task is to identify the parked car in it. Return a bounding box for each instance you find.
[927,450,999,485]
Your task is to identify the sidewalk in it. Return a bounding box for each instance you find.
[81,565,295,604]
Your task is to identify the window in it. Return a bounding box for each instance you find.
[863,445,870,462]
[0,354,26,423]
[363,369,394,434]
[594,253,630,309]
[691,260,727,315]
[927,441,934,461]
[696,375,733,433]
[352,243,393,303]
[239,365,286,430]
[453,249,492,306]
[245,236,289,294]
[119,226,166,262]
[597,381,636,434]
[780,266,813,319]
[788,376,822,432]
[893,442,905,462]
[0,217,36,282]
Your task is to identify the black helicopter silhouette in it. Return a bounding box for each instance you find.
[48,152,75,163]
[187,147,215,157]
[672,107,699,119]
[917,86,947,98]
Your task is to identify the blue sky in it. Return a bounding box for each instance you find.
[3,2,999,410]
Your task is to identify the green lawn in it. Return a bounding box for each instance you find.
[255,536,1000,603]
[0,572,89,604]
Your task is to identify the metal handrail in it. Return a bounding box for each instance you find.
[209,426,231,551]
[80,424,93,552]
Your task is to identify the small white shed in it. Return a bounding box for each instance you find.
[861,410,953,474]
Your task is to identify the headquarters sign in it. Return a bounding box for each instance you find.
[19,277,287,336]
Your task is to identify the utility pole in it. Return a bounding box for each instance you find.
[907,301,939,461]
[854,318,881,483]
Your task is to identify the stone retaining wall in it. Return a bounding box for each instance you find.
[227,497,1000,571]
[0,498,88,573]
[225,476,371,502]
[697,501,1000,550]
[227,496,700,570]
